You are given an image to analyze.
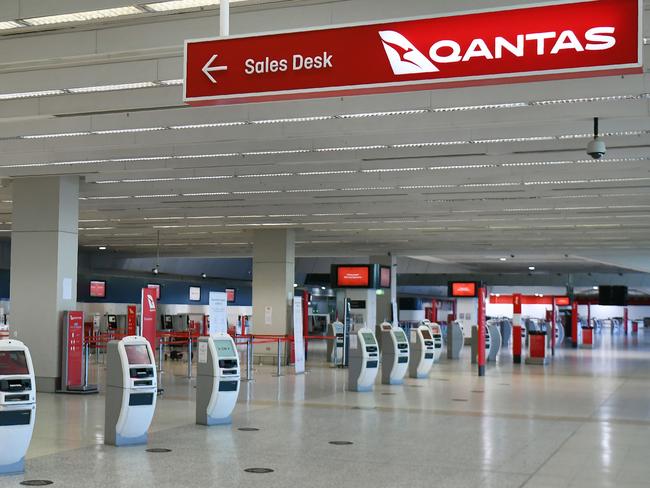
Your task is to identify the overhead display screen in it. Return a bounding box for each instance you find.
[361,332,376,345]
[393,329,408,343]
[214,339,236,357]
[337,266,370,287]
[380,267,391,288]
[0,351,29,375]
[125,345,152,365]
[449,282,478,298]
[90,280,106,298]
[225,288,236,302]
[599,286,628,306]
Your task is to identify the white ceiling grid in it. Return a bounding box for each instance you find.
[0,0,648,274]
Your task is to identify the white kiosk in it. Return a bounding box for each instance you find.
[428,323,444,362]
[380,323,409,385]
[0,340,35,475]
[327,321,345,365]
[196,334,240,425]
[447,321,464,359]
[105,336,157,446]
[486,321,502,362]
[347,329,380,392]
[409,325,435,379]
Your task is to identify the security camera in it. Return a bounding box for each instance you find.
[587,138,606,159]
[587,117,606,159]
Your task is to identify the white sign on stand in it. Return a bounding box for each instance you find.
[293,298,305,375]
[209,291,228,334]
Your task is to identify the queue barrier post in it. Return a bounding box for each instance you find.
[187,333,193,379]
[246,336,253,381]
[83,342,90,389]
[274,338,283,377]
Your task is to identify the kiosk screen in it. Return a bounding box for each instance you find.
[0,351,29,375]
[361,332,376,345]
[125,345,151,365]
[214,340,236,357]
[393,330,408,343]
[421,329,432,340]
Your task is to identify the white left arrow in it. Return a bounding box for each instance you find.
[202,54,228,83]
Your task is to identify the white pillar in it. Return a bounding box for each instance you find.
[220,0,229,36]
[10,176,79,392]
[252,229,294,362]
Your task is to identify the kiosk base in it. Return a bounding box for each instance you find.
[525,357,549,365]
[0,458,24,475]
[56,385,99,395]
[203,415,232,426]
[114,433,148,447]
[384,379,404,385]
[410,373,429,380]
[350,385,373,392]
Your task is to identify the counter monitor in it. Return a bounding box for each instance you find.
[393,330,408,343]
[125,345,152,365]
[0,350,29,375]
[361,332,376,345]
[214,339,236,357]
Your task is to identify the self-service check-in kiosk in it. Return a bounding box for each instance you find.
[380,324,409,385]
[486,321,502,362]
[471,325,491,364]
[327,321,345,365]
[428,323,444,362]
[196,334,240,425]
[0,340,35,475]
[348,329,379,392]
[409,325,435,379]
[447,321,464,359]
[105,336,157,446]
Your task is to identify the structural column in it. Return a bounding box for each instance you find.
[251,229,295,363]
[371,254,397,324]
[10,176,79,392]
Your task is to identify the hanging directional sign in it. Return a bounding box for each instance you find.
[184,0,641,106]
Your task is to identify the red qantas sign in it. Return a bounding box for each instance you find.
[184,0,641,105]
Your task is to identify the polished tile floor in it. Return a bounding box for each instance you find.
[2,328,650,487]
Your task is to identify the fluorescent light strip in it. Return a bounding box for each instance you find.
[69,82,157,93]
[251,116,334,124]
[338,109,429,118]
[0,21,23,30]
[0,89,65,100]
[24,7,142,26]
[170,122,248,129]
[93,127,165,135]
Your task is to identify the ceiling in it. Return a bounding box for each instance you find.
[0,0,649,276]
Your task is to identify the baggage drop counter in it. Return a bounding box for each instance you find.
[409,325,435,379]
[348,329,379,392]
[428,323,444,362]
[105,336,157,446]
[380,324,409,385]
[196,334,240,425]
[0,340,35,475]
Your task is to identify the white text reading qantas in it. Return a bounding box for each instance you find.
[380,27,617,75]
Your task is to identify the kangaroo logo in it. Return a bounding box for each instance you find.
[147,294,156,311]
[379,30,439,75]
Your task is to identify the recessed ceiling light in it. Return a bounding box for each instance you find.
[592,286,599,290]
[528,266,536,271]
[98,246,107,250]
[499,257,507,261]
[23,6,143,26]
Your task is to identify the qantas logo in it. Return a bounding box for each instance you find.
[379,27,617,76]
[379,31,438,74]
[147,294,156,311]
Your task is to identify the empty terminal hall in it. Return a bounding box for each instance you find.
[0,0,649,487]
